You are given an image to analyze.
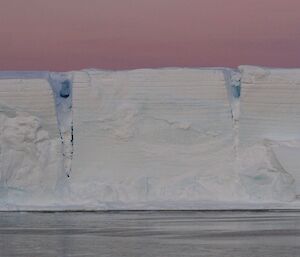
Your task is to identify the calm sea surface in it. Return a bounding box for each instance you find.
[0,211,299,257]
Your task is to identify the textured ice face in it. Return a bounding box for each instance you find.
[1,66,300,210]
[0,76,67,206]
[70,69,238,204]
[0,110,62,204]
[238,140,295,202]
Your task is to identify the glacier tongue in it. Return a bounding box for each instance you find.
[0,66,300,210]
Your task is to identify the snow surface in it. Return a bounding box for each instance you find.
[0,66,300,210]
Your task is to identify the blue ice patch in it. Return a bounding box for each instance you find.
[232,85,241,98]
[60,80,70,98]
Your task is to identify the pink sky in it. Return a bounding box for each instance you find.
[1,0,300,71]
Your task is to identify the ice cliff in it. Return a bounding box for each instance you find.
[0,66,300,210]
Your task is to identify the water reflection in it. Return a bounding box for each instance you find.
[0,211,300,257]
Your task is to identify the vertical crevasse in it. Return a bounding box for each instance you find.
[223,69,241,158]
[48,73,73,178]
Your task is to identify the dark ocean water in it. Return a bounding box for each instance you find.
[0,211,299,257]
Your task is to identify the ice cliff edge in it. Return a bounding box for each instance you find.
[1,66,300,210]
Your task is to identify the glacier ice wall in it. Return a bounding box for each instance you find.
[238,66,300,199]
[71,69,237,204]
[0,66,300,210]
[0,74,65,206]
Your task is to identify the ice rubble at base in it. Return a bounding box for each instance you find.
[0,66,300,210]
